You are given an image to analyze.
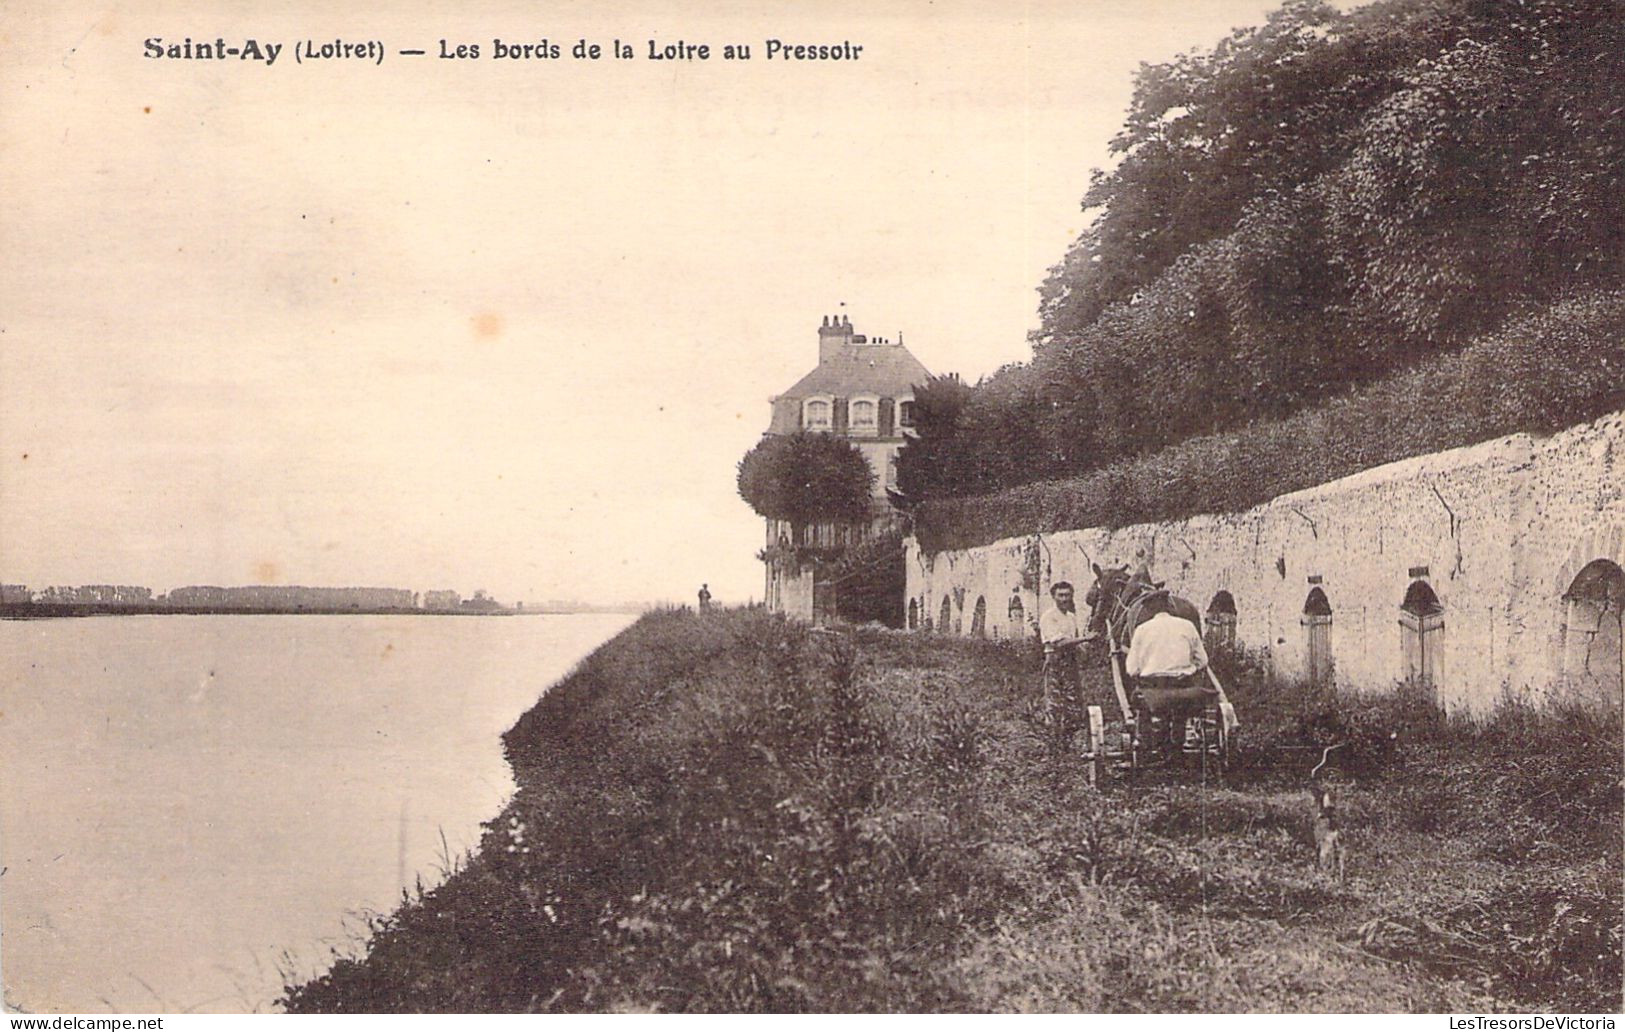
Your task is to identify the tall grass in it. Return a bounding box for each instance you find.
[1206,645,1623,1010]
[282,609,1621,1012]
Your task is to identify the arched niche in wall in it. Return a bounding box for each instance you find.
[971,596,987,638]
[940,596,953,636]
[1007,590,1026,638]
[1560,559,1623,704]
[1302,587,1333,689]
[1399,580,1445,700]
[1205,590,1237,650]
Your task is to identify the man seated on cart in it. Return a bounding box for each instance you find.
[1039,581,1096,753]
[1124,594,1214,761]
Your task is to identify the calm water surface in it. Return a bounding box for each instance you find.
[0,613,633,1013]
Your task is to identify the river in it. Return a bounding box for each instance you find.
[0,612,634,1013]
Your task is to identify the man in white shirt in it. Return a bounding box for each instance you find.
[1040,581,1089,653]
[1125,606,1210,681]
[1125,595,1214,760]
[1040,582,1095,753]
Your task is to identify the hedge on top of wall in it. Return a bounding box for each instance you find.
[912,291,1625,555]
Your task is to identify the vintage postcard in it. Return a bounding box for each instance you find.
[3,0,1620,1018]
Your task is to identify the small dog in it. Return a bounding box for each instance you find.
[1309,783,1347,882]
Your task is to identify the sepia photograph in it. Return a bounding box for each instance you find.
[1,0,1621,1017]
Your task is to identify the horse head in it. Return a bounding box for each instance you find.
[1084,563,1131,636]
[1086,561,1192,644]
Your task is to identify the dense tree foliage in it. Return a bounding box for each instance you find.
[737,432,875,524]
[894,374,971,500]
[905,0,1625,500]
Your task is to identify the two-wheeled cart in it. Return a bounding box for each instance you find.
[1076,622,1239,785]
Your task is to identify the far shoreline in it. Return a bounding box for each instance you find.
[0,603,644,620]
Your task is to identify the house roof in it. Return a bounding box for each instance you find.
[780,343,931,399]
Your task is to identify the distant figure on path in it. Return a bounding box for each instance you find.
[1039,581,1094,753]
[697,583,712,611]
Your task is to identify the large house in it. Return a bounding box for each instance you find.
[762,314,930,620]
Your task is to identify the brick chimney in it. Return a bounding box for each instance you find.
[818,314,854,364]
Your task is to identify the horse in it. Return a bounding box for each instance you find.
[1083,562,1203,651]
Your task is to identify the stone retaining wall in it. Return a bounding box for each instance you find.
[905,410,1625,714]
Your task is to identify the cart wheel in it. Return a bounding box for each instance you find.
[1084,705,1106,786]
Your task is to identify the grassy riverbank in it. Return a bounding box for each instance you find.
[282,608,1622,1012]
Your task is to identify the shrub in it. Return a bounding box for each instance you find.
[737,432,875,524]
[826,530,906,628]
[915,291,1625,553]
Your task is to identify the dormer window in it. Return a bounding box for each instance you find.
[802,396,833,432]
[849,395,879,437]
[897,398,916,434]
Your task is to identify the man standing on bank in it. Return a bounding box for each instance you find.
[697,583,712,611]
[1040,581,1094,752]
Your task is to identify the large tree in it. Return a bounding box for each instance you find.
[1036,0,1622,354]
[908,0,1624,501]
[894,374,974,501]
[737,432,875,525]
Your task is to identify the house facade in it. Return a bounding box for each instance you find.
[762,314,930,620]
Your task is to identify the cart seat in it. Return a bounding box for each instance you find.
[1133,677,1216,721]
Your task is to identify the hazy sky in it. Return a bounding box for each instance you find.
[2,0,1289,606]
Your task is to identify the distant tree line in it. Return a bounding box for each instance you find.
[899,0,1624,503]
[1,584,506,611]
[21,584,154,605]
